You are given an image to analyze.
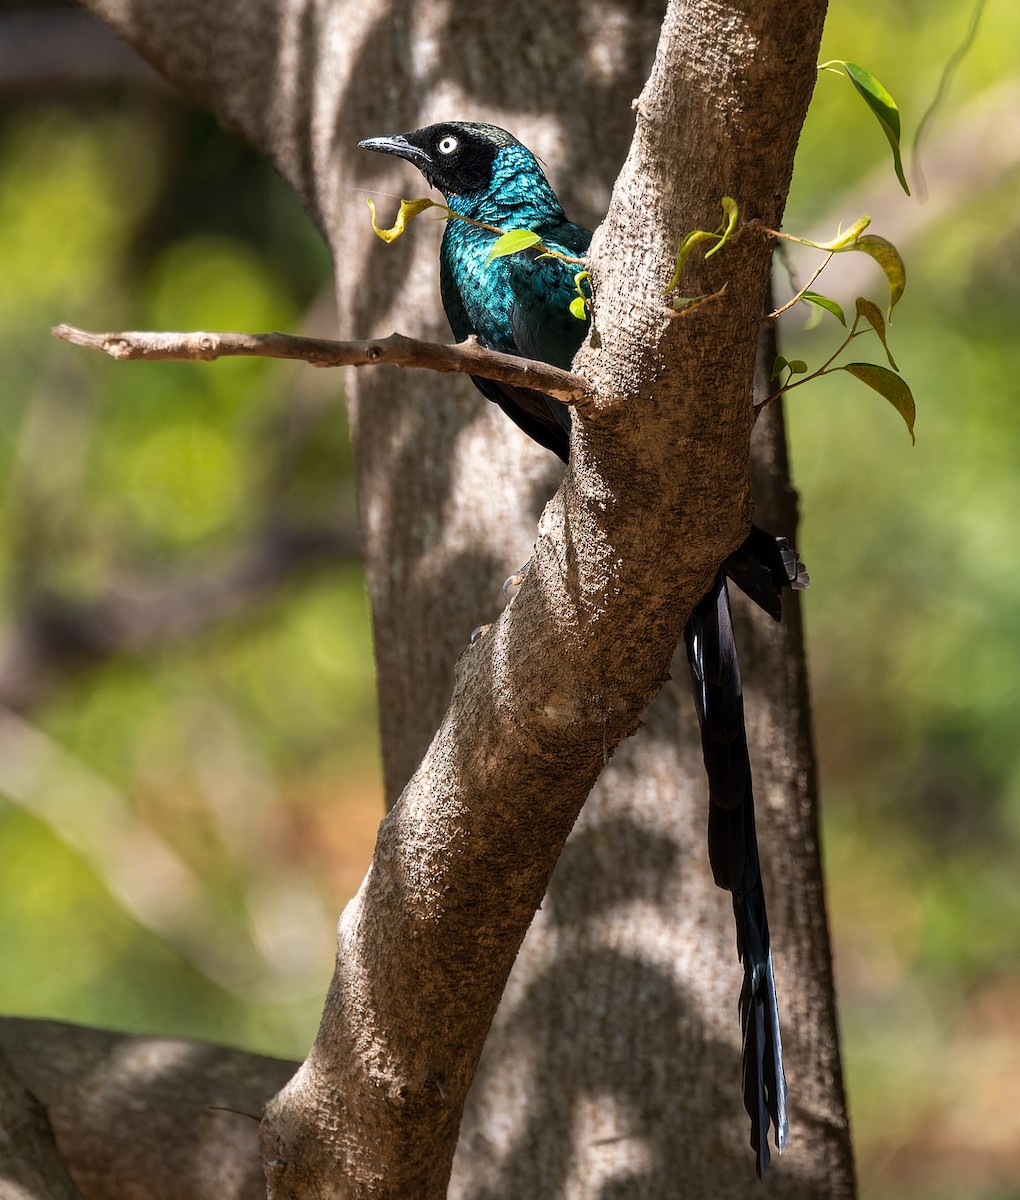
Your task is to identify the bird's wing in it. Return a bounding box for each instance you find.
[472,245,584,459]
[466,373,571,461]
[506,230,590,370]
[442,240,581,461]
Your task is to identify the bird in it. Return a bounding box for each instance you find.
[360,120,802,1176]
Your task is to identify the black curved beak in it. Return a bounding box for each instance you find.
[357,134,431,167]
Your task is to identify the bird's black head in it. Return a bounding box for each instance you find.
[358,122,521,200]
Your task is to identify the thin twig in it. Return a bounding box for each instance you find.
[756,314,865,413]
[767,251,834,319]
[51,326,592,406]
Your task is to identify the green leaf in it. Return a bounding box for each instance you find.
[840,362,916,442]
[569,295,587,320]
[771,355,790,381]
[821,61,910,195]
[843,62,901,140]
[802,291,847,326]
[366,196,441,243]
[769,355,805,382]
[854,297,897,368]
[486,229,542,264]
[803,303,824,332]
[855,235,907,313]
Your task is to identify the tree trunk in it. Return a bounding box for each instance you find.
[3,0,855,1196]
[450,412,854,1200]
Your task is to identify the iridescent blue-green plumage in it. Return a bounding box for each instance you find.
[359,120,803,1178]
[439,132,592,458]
[439,138,590,367]
[360,123,586,458]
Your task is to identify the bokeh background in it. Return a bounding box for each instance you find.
[1,1,1018,1196]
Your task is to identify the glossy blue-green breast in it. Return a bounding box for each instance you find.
[440,144,591,370]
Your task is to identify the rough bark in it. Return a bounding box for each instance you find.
[16,0,856,1197]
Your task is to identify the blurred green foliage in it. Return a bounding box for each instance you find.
[1,1,1019,1196]
[0,65,373,1057]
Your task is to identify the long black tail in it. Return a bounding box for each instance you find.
[683,531,804,1176]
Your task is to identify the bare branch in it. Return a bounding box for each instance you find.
[51,325,592,406]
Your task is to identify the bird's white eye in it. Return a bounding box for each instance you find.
[437,135,459,155]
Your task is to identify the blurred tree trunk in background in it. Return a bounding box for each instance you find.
[0,0,855,1196]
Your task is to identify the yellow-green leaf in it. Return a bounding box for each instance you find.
[665,198,739,291]
[664,230,715,293]
[569,270,592,319]
[366,196,441,243]
[486,229,542,264]
[705,196,739,259]
[855,235,907,313]
[816,214,872,252]
[854,297,897,368]
[840,362,916,442]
